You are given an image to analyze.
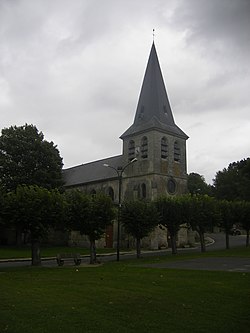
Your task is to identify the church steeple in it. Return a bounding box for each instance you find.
[121,42,188,139]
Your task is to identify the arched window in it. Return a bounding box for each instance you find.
[128,140,135,161]
[161,137,168,159]
[141,136,148,159]
[167,178,176,194]
[174,141,180,162]
[137,183,147,199]
[107,187,114,201]
[141,183,146,199]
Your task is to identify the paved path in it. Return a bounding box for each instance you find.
[144,257,250,272]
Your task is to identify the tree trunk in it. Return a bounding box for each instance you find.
[16,227,23,246]
[246,230,249,247]
[170,234,177,255]
[198,231,206,252]
[89,240,96,264]
[31,240,41,266]
[136,238,141,258]
[225,232,230,249]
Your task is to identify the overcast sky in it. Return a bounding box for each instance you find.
[0,0,249,184]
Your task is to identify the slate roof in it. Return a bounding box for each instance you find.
[120,42,188,139]
[63,155,124,187]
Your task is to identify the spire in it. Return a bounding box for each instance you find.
[121,43,188,139]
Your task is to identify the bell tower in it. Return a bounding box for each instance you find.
[120,42,188,199]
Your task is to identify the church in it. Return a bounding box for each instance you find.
[63,42,189,248]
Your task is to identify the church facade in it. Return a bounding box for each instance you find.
[63,42,189,248]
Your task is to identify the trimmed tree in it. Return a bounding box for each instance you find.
[121,200,159,258]
[217,200,237,249]
[155,196,186,255]
[1,185,65,265]
[234,200,250,247]
[66,191,115,264]
[186,195,218,252]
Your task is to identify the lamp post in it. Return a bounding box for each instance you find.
[103,158,137,261]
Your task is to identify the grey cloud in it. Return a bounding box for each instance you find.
[174,0,250,58]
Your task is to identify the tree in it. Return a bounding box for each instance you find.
[0,186,5,234]
[1,185,65,265]
[0,124,64,191]
[213,158,250,201]
[187,173,212,196]
[217,200,237,249]
[121,200,159,258]
[186,195,218,252]
[155,196,186,255]
[234,201,250,247]
[66,191,115,264]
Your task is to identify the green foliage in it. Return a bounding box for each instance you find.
[155,196,185,235]
[0,185,4,227]
[85,193,115,243]
[1,185,65,241]
[0,185,66,264]
[121,200,159,240]
[232,200,250,247]
[217,200,237,233]
[187,172,212,195]
[66,191,115,242]
[184,194,218,252]
[213,158,250,201]
[155,196,188,254]
[0,124,64,191]
[65,190,90,233]
[66,190,115,263]
[237,201,250,233]
[155,195,218,253]
[185,195,218,233]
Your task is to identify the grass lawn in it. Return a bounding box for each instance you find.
[0,245,117,259]
[0,248,250,333]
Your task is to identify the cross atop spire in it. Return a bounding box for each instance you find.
[121,42,188,139]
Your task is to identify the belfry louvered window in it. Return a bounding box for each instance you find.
[161,137,168,159]
[174,141,181,162]
[141,136,148,159]
[128,140,135,161]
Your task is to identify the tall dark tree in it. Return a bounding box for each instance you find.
[1,185,66,265]
[0,124,64,191]
[213,158,250,201]
[121,200,159,258]
[187,173,212,196]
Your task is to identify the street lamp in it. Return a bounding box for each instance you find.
[103,158,137,261]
